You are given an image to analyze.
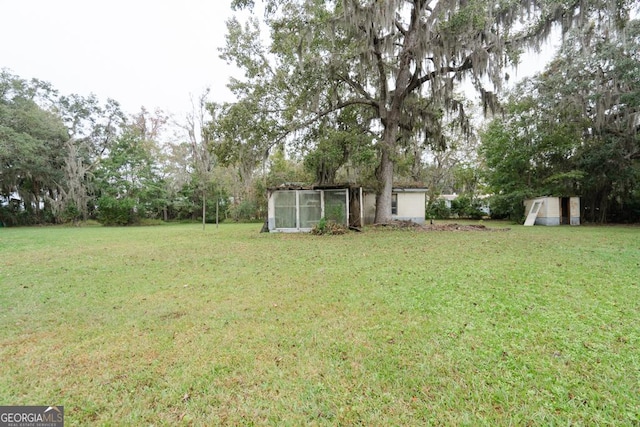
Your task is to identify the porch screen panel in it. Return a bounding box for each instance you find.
[324,190,347,225]
[274,191,296,229]
[299,191,321,228]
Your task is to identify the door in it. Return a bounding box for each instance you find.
[561,197,570,225]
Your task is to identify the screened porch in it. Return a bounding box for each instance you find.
[267,186,362,232]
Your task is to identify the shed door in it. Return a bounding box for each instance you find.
[524,200,543,226]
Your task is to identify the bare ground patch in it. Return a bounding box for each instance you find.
[373,220,511,231]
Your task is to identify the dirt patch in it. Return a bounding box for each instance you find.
[421,223,510,232]
[373,220,511,232]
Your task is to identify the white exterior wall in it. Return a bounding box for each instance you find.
[524,197,560,225]
[570,197,581,225]
[395,192,426,224]
[359,189,428,225]
[540,197,560,219]
[268,193,275,219]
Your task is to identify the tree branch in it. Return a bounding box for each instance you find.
[395,19,407,36]
[372,36,389,123]
[407,55,474,94]
[336,72,377,104]
[260,97,380,153]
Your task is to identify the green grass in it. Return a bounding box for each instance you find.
[1,222,639,425]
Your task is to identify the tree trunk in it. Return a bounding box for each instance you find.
[202,191,206,231]
[372,24,412,224]
[374,124,398,224]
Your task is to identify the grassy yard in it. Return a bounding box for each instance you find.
[1,222,639,425]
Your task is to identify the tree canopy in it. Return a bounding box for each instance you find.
[481,16,640,222]
[0,71,226,226]
[218,0,634,223]
[1,2,637,226]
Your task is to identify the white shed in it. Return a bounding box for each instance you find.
[524,196,580,226]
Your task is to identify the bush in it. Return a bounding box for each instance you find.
[451,195,485,219]
[60,203,82,224]
[97,196,138,226]
[229,199,259,222]
[311,217,348,235]
[426,199,451,219]
[487,192,526,222]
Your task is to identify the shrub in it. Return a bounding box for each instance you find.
[59,203,82,224]
[97,196,138,226]
[488,192,526,222]
[426,199,451,219]
[311,217,348,235]
[229,199,259,222]
[451,195,484,219]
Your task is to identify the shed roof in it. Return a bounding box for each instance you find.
[392,187,428,193]
[268,183,358,191]
[268,183,428,192]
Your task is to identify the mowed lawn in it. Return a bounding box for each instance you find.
[1,222,638,425]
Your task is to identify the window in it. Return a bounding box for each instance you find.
[274,191,296,228]
[391,193,398,215]
[299,191,321,228]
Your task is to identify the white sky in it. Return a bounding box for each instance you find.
[0,0,241,117]
[1,0,559,120]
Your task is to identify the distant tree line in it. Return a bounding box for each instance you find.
[2,2,638,226]
[0,70,231,226]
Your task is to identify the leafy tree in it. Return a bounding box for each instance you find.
[52,94,125,222]
[209,99,271,222]
[180,91,218,229]
[266,148,312,187]
[426,199,451,219]
[0,70,68,225]
[94,110,168,225]
[481,16,639,222]
[450,194,484,219]
[222,0,621,223]
[480,103,583,220]
[161,139,195,220]
[302,106,376,185]
[96,195,137,226]
[552,19,640,222]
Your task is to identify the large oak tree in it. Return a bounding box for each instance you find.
[220,0,630,223]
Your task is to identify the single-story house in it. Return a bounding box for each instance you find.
[437,194,458,209]
[524,196,580,226]
[267,185,428,232]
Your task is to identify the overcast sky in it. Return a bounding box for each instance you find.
[0,0,242,117]
[1,1,559,120]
